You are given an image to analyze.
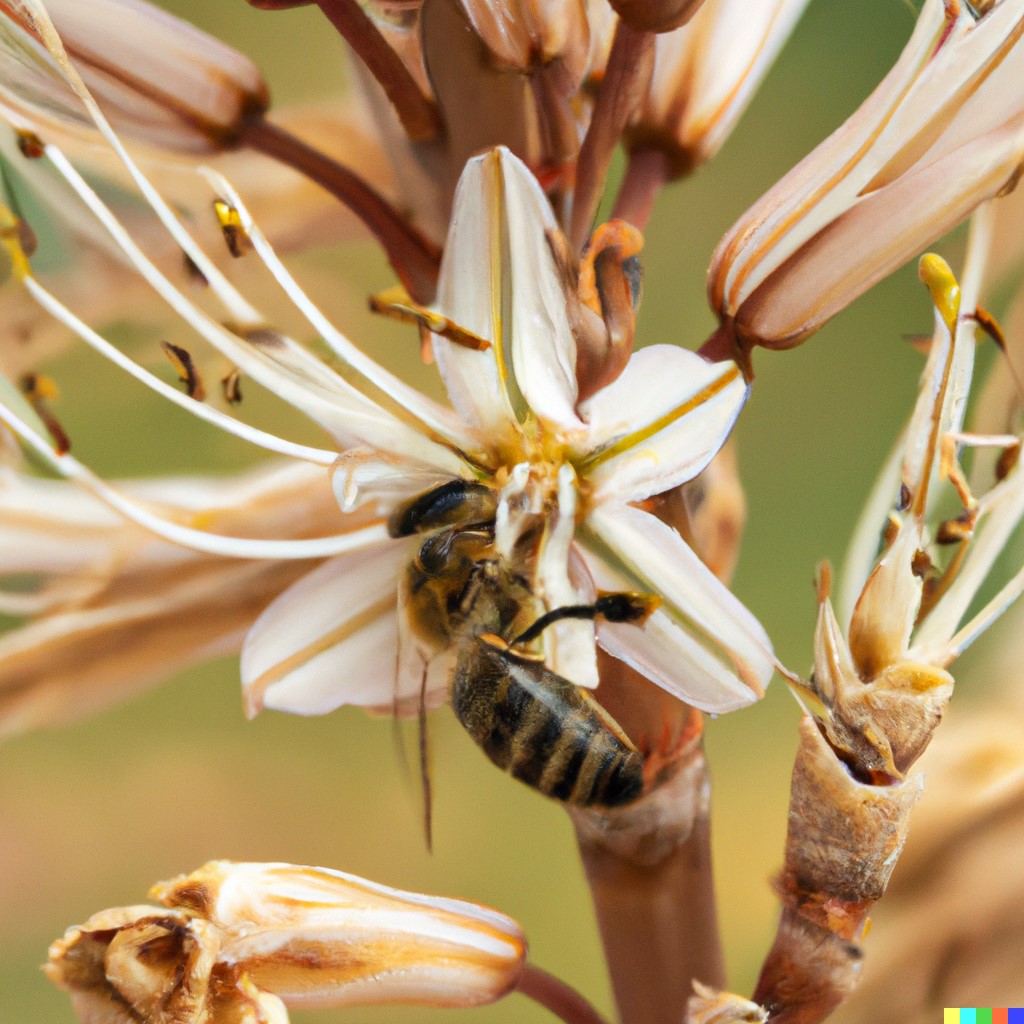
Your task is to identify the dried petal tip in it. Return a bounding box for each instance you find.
[687,981,767,1023]
[0,0,270,153]
[609,0,707,32]
[46,862,526,1024]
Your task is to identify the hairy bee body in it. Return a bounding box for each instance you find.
[393,481,645,809]
[451,637,644,806]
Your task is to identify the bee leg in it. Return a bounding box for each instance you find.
[512,590,660,646]
[417,662,434,853]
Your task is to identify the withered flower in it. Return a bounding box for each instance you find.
[47,860,526,1023]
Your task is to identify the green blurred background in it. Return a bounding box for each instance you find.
[2,2,1012,1022]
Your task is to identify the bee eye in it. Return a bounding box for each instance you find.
[388,481,496,537]
[415,531,455,576]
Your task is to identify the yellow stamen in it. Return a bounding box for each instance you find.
[917,253,960,335]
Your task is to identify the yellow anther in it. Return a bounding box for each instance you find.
[213,199,252,257]
[0,203,32,282]
[917,253,960,335]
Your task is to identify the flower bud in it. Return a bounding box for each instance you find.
[628,0,809,176]
[155,861,527,1009]
[608,0,706,33]
[0,0,269,153]
[707,0,1024,351]
[47,861,526,1024]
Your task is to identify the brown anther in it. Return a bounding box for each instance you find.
[936,513,974,544]
[971,304,1007,351]
[996,441,1021,481]
[16,130,44,159]
[213,199,252,258]
[221,369,243,405]
[897,483,912,511]
[368,288,490,353]
[161,341,206,401]
[910,548,932,579]
[20,373,71,454]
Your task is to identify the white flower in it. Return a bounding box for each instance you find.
[240,146,774,719]
[0,1,774,751]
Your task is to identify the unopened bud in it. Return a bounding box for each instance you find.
[0,0,269,153]
[607,0,706,33]
[47,861,526,1024]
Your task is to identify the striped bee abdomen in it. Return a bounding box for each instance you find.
[450,636,644,808]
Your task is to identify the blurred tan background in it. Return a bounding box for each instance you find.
[2,2,1014,1023]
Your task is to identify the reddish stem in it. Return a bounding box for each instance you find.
[518,962,611,1024]
[247,0,440,141]
[611,147,672,233]
[313,0,441,141]
[241,118,441,302]
[569,22,655,251]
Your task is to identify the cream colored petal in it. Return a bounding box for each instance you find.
[577,347,747,503]
[457,0,591,82]
[535,465,599,688]
[331,452,459,515]
[155,861,526,1009]
[586,503,775,696]
[0,462,350,740]
[709,0,953,317]
[864,0,1024,189]
[636,0,809,168]
[734,115,1024,346]
[597,606,763,713]
[848,520,922,680]
[241,540,415,717]
[0,0,268,152]
[433,147,580,435]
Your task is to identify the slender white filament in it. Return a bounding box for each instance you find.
[0,398,389,560]
[23,275,338,467]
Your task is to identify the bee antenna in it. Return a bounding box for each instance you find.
[513,591,659,646]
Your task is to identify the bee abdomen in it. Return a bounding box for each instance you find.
[451,640,643,809]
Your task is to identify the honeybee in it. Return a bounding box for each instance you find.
[389,479,655,808]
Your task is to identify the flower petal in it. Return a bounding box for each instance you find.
[736,117,1024,345]
[536,465,599,688]
[585,502,775,695]
[0,0,268,152]
[597,607,763,713]
[155,860,526,1009]
[576,347,747,503]
[433,148,581,435]
[242,540,424,717]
